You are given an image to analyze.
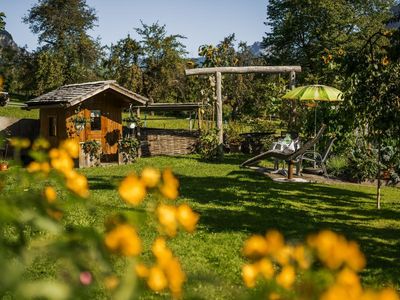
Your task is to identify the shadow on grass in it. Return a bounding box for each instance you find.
[178,168,400,285]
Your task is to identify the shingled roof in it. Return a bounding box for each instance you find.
[26,80,148,108]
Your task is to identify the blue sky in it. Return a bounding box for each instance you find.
[1,0,269,57]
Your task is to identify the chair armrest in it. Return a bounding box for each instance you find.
[300,151,323,162]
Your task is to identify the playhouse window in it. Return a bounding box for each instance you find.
[90,110,101,131]
[48,116,57,137]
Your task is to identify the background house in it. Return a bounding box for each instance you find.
[26,80,148,165]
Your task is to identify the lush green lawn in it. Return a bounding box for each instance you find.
[60,154,400,299]
[0,106,39,119]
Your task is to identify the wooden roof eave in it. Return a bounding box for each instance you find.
[26,83,148,109]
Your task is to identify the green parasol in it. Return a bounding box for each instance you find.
[282,84,343,102]
[282,84,343,168]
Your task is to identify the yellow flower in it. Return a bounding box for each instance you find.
[60,139,79,159]
[177,204,199,233]
[118,174,146,205]
[157,204,178,237]
[32,138,50,150]
[274,245,293,266]
[141,167,161,188]
[265,230,285,254]
[152,237,173,268]
[46,208,63,220]
[65,170,89,198]
[105,224,142,256]
[147,266,168,292]
[308,230,346,269]
[321,284,350,300]
[293,245,310,269]
[257,258,274,279]
[382,56,389,66]
[377,288,400,300]
[135,263,150,278]
[269,292,282,300]
[335,268,362,299]
[164,257,186,298]
[9,137,30,149]
[345,241,365,271]
[243,235,269,258]
[28,161,51,174]
[104,276,119,290]
[50,149,74,174]
[160,169,179,200]
[242,263,259,288]
[43,186,57,203]
[276,265,296,289]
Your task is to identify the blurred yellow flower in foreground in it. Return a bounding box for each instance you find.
[135,263,150,278]
[276,265,296,289]
[27,161,51,174]
[160,169,179,200]
[60,139,79,159]
[243,235,269,258]
[65,170,89,198]
[105,224,142,256]
[43,186,57,203]
[157,204,178,236]
[118,174,146,205]
[242,263,258,288]
[141,167,160,188]
[176,204,199,233]
[307,230,365,271]
[139,237,186,298]
[104,275,119,290]
[49,148,74,174]
[147,266,168,292]
[10,137,30,149]
[257,258,274,279]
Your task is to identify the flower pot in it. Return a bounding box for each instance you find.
[0,162,8,171]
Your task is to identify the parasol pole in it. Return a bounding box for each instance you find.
[314,105,317,168]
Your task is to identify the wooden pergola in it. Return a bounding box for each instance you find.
[185,66,302,156]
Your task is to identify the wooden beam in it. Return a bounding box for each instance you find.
[185,66,302,76]
[216,71,223,158]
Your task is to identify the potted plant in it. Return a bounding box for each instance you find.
[123,115,142,129]
[81,140,101,167]
[0,160,8,171]
[118,136,140,164]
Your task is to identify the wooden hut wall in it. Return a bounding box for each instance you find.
[39,107,68,147]
[65,92,123,161]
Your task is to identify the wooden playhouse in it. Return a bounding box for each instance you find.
[26,80,148,166]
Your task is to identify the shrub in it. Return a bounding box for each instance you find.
[118,136,140,163]
[82,140,101,163]
[196,128,220,160]
[347,147,378,182]
[326,155,349,178]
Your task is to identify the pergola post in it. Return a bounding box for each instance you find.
[215,71,223,157]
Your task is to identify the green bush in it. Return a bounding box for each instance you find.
[196,129,220,160]
[326,155,349,178]
[347,148,378,182]
[118,136,140,163]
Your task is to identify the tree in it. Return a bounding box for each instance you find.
[103,35,143,92]
[345,30,400,209]
[24,0,102,89]
[0,12,5,30]
[136,21,187,102]
[263,0,395,83]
